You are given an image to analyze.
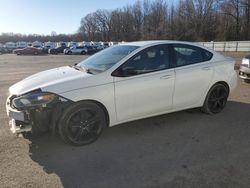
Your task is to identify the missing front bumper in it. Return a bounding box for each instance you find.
[9,119,32,134]
[6,99,31,134]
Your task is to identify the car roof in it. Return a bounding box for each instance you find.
[120,40,201,47]
[119,40,216,53]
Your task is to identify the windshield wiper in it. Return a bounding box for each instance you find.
[71,64,95,75]
[71,65,85,72]
[72,66,81,71]
[85,68,94,74]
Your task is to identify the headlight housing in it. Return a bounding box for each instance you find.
[12,91,58,109]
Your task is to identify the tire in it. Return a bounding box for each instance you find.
[49,50,56,55]
[202,83,229,114]
[58,101,106,146]
[67,51,72,55]
[81,51,86,55]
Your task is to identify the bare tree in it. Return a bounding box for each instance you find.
[221,0,242,40]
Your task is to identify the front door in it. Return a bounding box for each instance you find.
[112,44,175,122]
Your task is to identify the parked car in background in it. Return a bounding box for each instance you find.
[5,42,16,52]
[16,41,27,49]
[103,42,110,48]
[85,45,99,54]
[64,46,88,55]
[0,47,8,54]
[27,42,33,47]
[13,47,43,55]
[48,46,68,54]
[239,55,250,81]
[96,45,105,51]
[32,41,43,48]
[68,41,78,47]
[44,42,56,50]
[41,47,51,54]
[57,42,67,48]
[41,42,56,54]
[6,41,237,146]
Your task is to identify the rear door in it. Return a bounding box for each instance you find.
[172,44,214,109]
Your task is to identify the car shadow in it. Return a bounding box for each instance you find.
[28,101,250,188]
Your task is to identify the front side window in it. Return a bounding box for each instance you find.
[173,44,213,67]
[115,45,170,77]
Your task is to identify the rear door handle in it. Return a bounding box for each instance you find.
[201,67,211,71]
[160,75,172,79]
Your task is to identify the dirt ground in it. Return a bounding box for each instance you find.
[0,53,249,188]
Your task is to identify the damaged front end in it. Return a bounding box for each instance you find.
[6,89,72,135]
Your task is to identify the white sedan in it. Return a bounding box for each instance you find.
[64,46,88,55]
[6,41,237,146]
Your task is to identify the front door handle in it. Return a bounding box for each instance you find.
[160,75,172,79]
[201,67,211,71]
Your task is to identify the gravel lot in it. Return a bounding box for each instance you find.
[0,53,249,188]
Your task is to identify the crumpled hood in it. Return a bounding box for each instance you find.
[9,66,91,95]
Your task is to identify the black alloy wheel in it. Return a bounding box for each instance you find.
[59,102,106,146]
[202,83,229,114]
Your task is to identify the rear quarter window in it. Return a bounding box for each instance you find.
[173,44,213,67]
[203,50,213,61]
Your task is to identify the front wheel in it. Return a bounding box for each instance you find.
[202,83,229,114]
[58,101,106,146]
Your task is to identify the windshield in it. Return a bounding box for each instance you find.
[77,45,139,74]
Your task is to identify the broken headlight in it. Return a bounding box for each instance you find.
[12,91,58,109]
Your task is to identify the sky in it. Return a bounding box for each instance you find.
[0,0,142,35]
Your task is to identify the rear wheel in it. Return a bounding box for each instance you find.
[81,51,86,55]
[67,51,72,55]
[58,101,106,146]
[202,83,229,114]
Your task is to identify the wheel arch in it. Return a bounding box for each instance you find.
[213,81,230,93]
[202,81,230,114]
[204,81,230,101]
[79,99,110,127]
[50,99,110,135]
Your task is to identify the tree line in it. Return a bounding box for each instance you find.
[1,0,250,43]
[78,0,250,42]
[0,32,83,44]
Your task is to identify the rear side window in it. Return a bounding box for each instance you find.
[173,44,213,67]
